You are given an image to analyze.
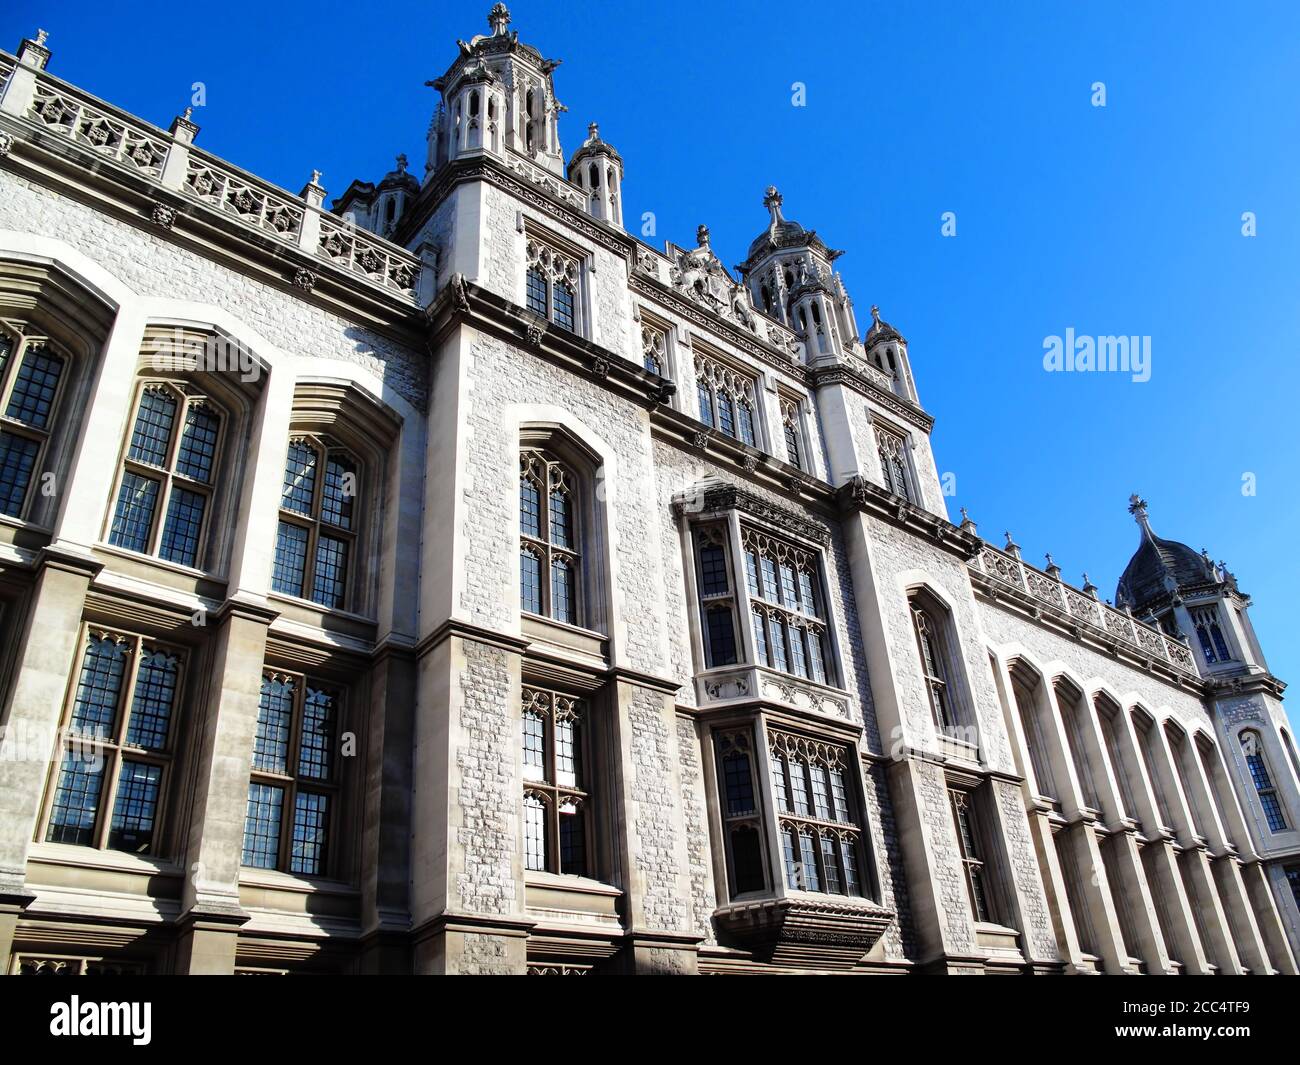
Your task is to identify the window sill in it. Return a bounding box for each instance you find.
[94,541,221,582]
[694,663,853,723]
[28,841,182,877]
[521,611,608,663]
[237,866,357,895]
[266,591,377,631]
[525,871,623,925]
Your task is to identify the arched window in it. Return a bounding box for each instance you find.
[640,322,667,376]
[525,238,580,333]
[520,449,581,625]
[911,597,960,734]
[694,349,757,446]
[522,687,590,876]
[0,324,67,519]
[742,526,831,684]
[108,382,223,568]
[1190,605,1232,664]
[1240,730,1288,832]
[780,397,804,471]
[271,435,361,610]
[875,423,912,502]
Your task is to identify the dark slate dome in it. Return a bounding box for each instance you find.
[1115,495,1217,613]
[741,186,840,268]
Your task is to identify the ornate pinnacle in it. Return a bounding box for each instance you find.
[588,122,599,140]
[763,185,784,226]
[1082,572,1098,596]
[488,3,511,35]
[35,29,48,46]
[396,153,408,172]
[310,169,322,186]
[182,106,193,121]
[696,224,710,248]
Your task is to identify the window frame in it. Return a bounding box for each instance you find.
[1240,729,1288,833]
[519,448,583,628]
[271,433,362,611]
[525,234,584,335]
[874,420,915,503]
[39,627,186,858]
[948,784,997,925]
[521,685,593,878]
[1190,604,1234,665]
[241,669,343,877]
[778,392,808,472]
[106,379,226,570]
[694,346,760,448]
[0,321,70,523]
[713,726,770,898]
[910,597,963,737]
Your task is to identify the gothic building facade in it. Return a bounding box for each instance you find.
[0,8,1297,975]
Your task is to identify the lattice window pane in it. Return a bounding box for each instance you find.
[760,558,779,602]
[520,477,541,538]
[551,558,575,624]
[320,454,356,530]
[790,761,811,818]
[272,521,309,597]
[808,630,828,685]
[744,550,760,596]
[298,688,335,780]
[526,267,548,316]
[175,405,220,482]
[722,749,756,816]
[699,544,730,596]
[767,616,788,673]
[788,625,809,678]
[70,635,127,737]
[126,650,177,750]
[784,421,801,468]
[281,441,317,515]
[524,794,547,871]
[46,751,104,845]
[556,715,580,788]
[290,791,329,875]
[841,837,861,896]
[5,345,62,428]
[810,764,832,820]
[158,486,206,567]
[783,828,800,890]
[798,831,821,891]
[717,391,735,438]
[108,761,162,854]
[241,783,283,868]
[520,549,542,614]
[127,389,177,467]
[770,753,791,813]
[0,431,39,517]
[552,281,575,331]
[705,606,737,667]
[751,607,769,666]
[829,767,849,822]
[109,472,160,553]
[522,710,546,781]
[697,383,714,428]
[737,399,756,447]
[820,834,843,894]
[253,676,294,774]
[549,489,571,548]
[311,535,349,609]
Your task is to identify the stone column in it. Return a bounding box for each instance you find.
[0,545,101,968]
[606,678,700,974]
[409,630,532,975]
[1101,828,1174,974]
[173,597,277,974]
[357,641,417,974]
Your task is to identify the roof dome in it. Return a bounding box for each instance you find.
[864,305,903,347]
[1115,495,1218,612]
[377,154,420,195]
[740,187,841,268]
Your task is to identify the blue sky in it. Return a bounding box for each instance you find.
[7,1,1298,716]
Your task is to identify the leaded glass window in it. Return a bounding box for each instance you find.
[875,424,912,502]
[525,239,582,334]
[519,450,582,625]
[743,526,832,685]
[521,687,590,877]
[694,525,738,668]
[1191,605,1233,665]
[271,435,361,610]
[912,603,958,733]
[950,788,994,923]
[44,630,182,856]
[715,729,766,896]
[241,672,341,875]
[109,383,222,569]
[694,348,759,446]
[641,321,668,376]
[767,730,866,898]
[780,396,805,471]
[0,324,66,520]
[1241,730,1288,832]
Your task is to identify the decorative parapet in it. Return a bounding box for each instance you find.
[695,665,853,723]
[713,895,894,969]
[0,50,422,302]
[971,541,1198,676]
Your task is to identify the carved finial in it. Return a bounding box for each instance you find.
[1082,572,1098,597]
[870,305,881,325]
[1128,492,1152,534]
[396,153,408,172]
[182,106,193,121]
[310,169,322,185]
[959,506,969,521]
[696,224,710,248]
[763,185,784,227]
[488,3,511,35]
[587,122,599,141]
[35,29,48,46]
[1045,552,1062,578]
[958,507,976,535]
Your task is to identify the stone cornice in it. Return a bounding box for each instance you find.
[835,476,981,563]
[675,480,832,546]
[809,363,935,434]
[1205,671,1287,701]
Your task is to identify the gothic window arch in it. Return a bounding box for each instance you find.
[1240,730,1287,832]
[521,686,591,877]
[948,786,996,924]
[742,526,832,685]
[1190,605,1233,664]
[107,379,226,569]
[525,237,581,334]
[768,730,869,897]
[0,321,69,520]
[909,590,967,737]
[694,348,757,447]
[271,434,362,610]
[640,318,669,377]
[520,433,605,632]
[779,395,807,472]
[874,422,914,503]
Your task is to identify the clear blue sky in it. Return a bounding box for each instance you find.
[6,1,1297,717]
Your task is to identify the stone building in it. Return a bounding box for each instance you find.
[0,7,1296,975]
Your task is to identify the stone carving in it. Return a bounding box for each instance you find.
[0,132,13,158]
[292,267,317,291]
[668,224,761,335]
[449,271,471,312]
[150,202,176,228]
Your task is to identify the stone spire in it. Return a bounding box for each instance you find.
[488,2,511,36]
